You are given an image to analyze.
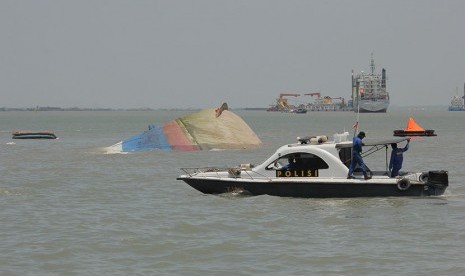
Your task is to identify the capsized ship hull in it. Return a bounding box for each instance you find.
[106,103,262,152]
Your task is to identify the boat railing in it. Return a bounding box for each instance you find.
[181,167,229,176]
[180,167,273,181]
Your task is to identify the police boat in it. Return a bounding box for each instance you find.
[177,133,448,198]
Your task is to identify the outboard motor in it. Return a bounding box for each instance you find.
[425,170,449,196]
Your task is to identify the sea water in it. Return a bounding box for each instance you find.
[1,109,465,275]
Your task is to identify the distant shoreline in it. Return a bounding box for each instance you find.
[0,105,449,112]
[0,106,269,112]
[0,107,200,112]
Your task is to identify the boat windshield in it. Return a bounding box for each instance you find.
[266,152,329,171]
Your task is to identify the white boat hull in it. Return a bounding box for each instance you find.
[178,171,448,198]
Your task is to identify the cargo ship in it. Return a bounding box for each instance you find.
[448,84,465,111]
[351,55,390,113]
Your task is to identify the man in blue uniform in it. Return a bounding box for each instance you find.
[347,131,371,180]
[389,139,410,177]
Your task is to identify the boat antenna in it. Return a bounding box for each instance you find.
[353,80,361,138]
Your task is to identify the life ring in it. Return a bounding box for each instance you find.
[419,172,429,183]
[397,178,411,191]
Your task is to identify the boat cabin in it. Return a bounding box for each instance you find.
[253,135,410,179]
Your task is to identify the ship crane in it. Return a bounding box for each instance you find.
[275,93,300,111]
[279,93,300,98]
[304,92,321,98]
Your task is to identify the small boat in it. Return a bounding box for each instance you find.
[293,108,307,114]
[393,117,436,137]
[12,130,57,139]
[177,132,448,198]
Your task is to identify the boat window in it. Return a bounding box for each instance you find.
[338,147,352,168]
[266,152,329,170]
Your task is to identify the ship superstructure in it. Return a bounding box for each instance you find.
[351,55,390,113]
[448,84,465,111]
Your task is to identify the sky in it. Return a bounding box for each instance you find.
[1,0,465,109]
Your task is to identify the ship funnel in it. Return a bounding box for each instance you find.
[382,68,386,89]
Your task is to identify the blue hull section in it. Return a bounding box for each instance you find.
[449,106,465,111]
[122,125,171,151]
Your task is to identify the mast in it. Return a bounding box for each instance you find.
[463,83,465,105]
[352,69,356,106]
[370,53,375,75]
